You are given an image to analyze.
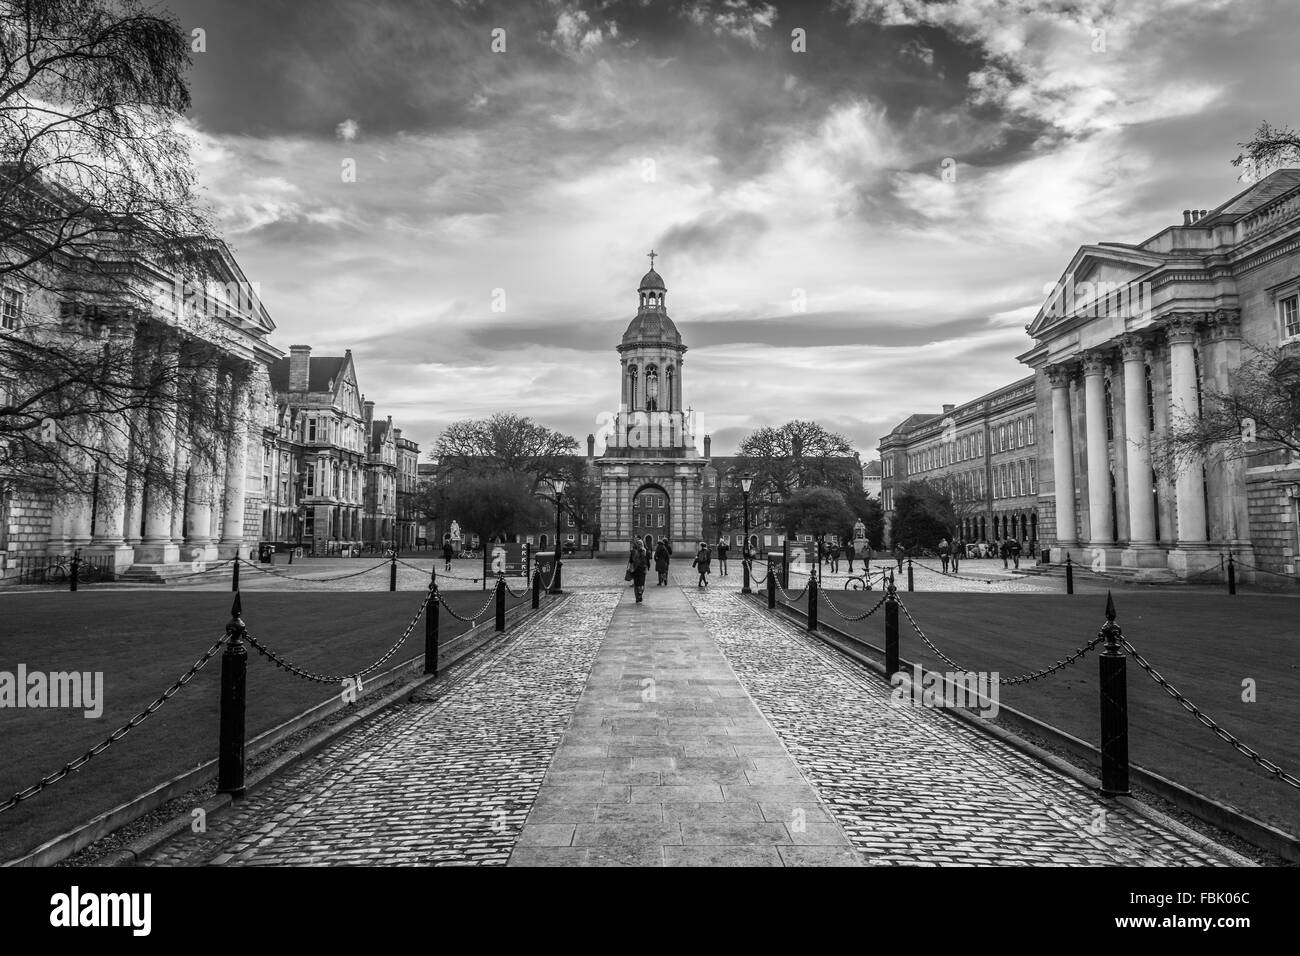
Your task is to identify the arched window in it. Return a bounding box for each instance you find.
[665,365,674,411]
[628,365,638,408]
[645,365,659,411]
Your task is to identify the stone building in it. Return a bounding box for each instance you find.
[878,376,1040,549]
[1019,169,1300,579]
[366,411,398,549]
[267,347,369,555]
[396,429,420,550]
[594,258,706,553]
[0,234,281,581]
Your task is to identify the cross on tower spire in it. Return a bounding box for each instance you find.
[647,249,657,269]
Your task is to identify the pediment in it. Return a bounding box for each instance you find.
[1027,244,1167,337]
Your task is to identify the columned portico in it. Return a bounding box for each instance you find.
[1165,315,1208,554]
[219,363,253,559]
[1118,335,1163,567]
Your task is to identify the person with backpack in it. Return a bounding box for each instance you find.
[628,540,650,602]
[938,538,951,573]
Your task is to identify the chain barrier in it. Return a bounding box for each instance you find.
[0,632,230,814]
[136,558,239,583]
[774,578,809,604]
[436,588,498,626]
[243,589,432,684]
[1121,638,1300,789]
[909,558,1007,586]
[820,588,888,622]
[502,574,531,599]
[238,557,391,584]
[1225,555,1297,580]
[396,557,489,584]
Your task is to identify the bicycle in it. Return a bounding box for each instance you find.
[42,553,102,585]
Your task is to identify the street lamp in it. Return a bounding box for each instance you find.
[550,477,567,593]
[741,474,753,594]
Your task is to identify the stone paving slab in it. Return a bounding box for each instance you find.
[508,586,860,867]
[683,585,1236,866]
[139,590,620,866]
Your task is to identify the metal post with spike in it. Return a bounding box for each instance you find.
[231,557,240,592]
[532,567,541,609]
[218,594,248,795]
[767,564,776,609]
[1098,591,1130,796]
[1066,553,1074,595]
[424,567,439,676]
[495,573,506,631]
[907,557,914,593]
[390,550,398,592]
[807,572,818,631]
[1227,553,1237,595]
[884,574,900,678]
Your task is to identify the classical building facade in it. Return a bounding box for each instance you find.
[366,412,398,549]
[1019,169,1300,579]
[0,241,282,580]
[595,259,706,553]
[396,429,420,550]
[878,376,1040,549]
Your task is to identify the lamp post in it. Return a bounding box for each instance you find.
[741,475,753,594]
[292,464,309,564]
[550,477,566,593]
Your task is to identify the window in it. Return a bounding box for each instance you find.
[1017,420,1025,447]
[1028,458,1037,494]
[308,419,317,442]
[1,287,20,330]
[999,426,1007,451]
[1027,416,1035,445]
[1282,295,1300,339]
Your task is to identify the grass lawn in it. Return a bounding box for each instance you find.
[0,589,517,861]
[792,590,1300,839]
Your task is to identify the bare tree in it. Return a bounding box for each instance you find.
[434,412,578,489]
[735,420,858,505]
[1233,121,1300,182]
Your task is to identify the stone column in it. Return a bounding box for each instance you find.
[1048,366,1079,551]
[1081,352,1113,546]
[184,366,218,558]
[220,366,251,558]
[1204,310,1250,552]
[1165,314,1208,546]
[1120,335,1157,551]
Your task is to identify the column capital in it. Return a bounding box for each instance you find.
[1080,350,1110,376]
[1046,363,1075,388]
[1118,333,1150,363]
[1162,311,1203,345]
[1204,308,1243,342]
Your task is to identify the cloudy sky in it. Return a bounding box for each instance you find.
[167,0,1299,457]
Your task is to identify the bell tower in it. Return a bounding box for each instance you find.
[595,253,706,553]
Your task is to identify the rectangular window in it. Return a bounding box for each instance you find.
[1028,459,1037,494]
[1,287,21,330]
[1017,420,1025,447]
[1283,295,1300,339]
[308,419,317,442]
[1027,416,1035,445]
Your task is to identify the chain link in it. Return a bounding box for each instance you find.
[239,557,391,584]
[437,588,499,625]
[243,589,432,684]
[0,632,230,814]
[1121,638,1300,789]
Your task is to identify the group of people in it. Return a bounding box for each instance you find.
[890,537,1030,574]
[626,537,736,601]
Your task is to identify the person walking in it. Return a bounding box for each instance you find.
[628,539,650,603]
[654,537,671,586]
[938,538,951,574]
[691,541,712,588]
[829,541,841,574]
[845,541,856,573]
[717,539,729,576]
[1009,537,1022,570]
[951,538,963,574]
[894,540,906,573]
[1000,538,1010,569]
[442,539,454,572]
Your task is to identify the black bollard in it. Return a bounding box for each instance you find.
[767,566,776,609]
[389,552,398,592]
[1065,553,1074,595]
[218,594,248,796]
[495,575,506,631]
[231,558,240,592]
[742,550,752,595]
[424,583,440,677]
[906,557,914,593]
[884,579,900,678]
[808,574,818,631]
[70,549,80,592]
[1227,553,1237,595]
[532,568,541,609]
[1098,592,1130,796]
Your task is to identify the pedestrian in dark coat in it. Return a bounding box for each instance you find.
[894,541,906,573]
[846,541,856,573]
[691,542,712,588]
[654,538,671,586]
[629,540,649,602]
[442,540,454,571]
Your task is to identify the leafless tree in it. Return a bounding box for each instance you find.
[1233,121,1300,182]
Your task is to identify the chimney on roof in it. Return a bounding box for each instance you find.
[943,403,955,414]
[1183,209,1192,225]
[289,345,311,391]
[586,433,595,461]
[363,399,374,427]
[704,434,712,460]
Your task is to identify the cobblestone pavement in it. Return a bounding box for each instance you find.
[682,586,1237,866]
[509,585,860,867]
[140,589,620,866]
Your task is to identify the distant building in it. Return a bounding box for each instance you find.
[861,459,882,500]
[878,376,1040,549]
[396,430,420,550]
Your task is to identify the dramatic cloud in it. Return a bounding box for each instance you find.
[165,0,1299,456]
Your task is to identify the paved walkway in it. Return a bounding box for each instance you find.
[134,570,1244,867]
[509,586,859,866]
